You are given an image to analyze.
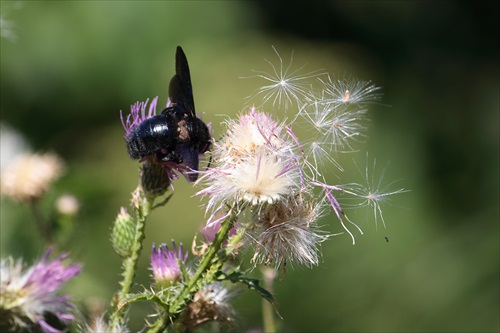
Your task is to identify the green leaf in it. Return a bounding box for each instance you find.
[152,192,174,210]
[215,270,280,315]
[117,289,168,313]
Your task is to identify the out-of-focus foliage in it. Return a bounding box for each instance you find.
[1,1,498,332]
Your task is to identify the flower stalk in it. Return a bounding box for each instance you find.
[110,186,154,328]
[29,199,53,245]
[148,205,238,333]
[262,266,277,333]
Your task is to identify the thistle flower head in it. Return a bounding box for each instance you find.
[140,155,172,197]
[183,283,236,330]
[150,242,188,287]
[197,108,301,217]
[0,152,64,203]
[79,315,129,333]
[120,97,161,137]
[55,194,80,216]
[0,249,81,333]
[252,194,327,268]
[224,109,283,155]
[120,97,197,186]
[197,107,336,267]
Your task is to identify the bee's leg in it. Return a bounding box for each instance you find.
[161,150,183,164]
[205,151,212,170]
[155,150,168,162]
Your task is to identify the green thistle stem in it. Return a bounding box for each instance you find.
[110,186,153,328]
[262,266,277,333]
[224,218,250,258]
[148,207,238,333]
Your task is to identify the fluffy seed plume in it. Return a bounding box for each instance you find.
[241,46,325,111]
[251,195,327,268]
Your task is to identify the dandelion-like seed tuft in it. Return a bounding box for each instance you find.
[252,195,327,268]
[345,158,409,229]
[1,152,64,203]
[320,75,382,105]
[183,283,236,330]
[242,46,325,111]
[197,108,301,217]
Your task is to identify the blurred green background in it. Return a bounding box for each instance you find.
[1,1,498,332]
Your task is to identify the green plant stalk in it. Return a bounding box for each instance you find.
[29,199,53,245]
[148,208,238,333]
[110,187,153,328]
[224,220,247,258]
[262,266,277,333]
[173,209,238,309]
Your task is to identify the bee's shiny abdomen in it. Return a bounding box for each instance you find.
[126,115,177,159]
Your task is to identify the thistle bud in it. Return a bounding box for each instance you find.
[140,156,170,199]
[111,207,135,258]
[150,242,188,288]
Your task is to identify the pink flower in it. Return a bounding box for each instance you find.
[0,248,81,333]
[150,242,188,286]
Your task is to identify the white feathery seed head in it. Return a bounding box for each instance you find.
[197,108,301,215]
[251,195,328,268]
[194,48,405,267]
[241,46,326,111]
[320,75,382,105]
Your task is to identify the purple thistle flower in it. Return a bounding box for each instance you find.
[150,242,188,287]
[0,248,81,333]
[120,97,164,137]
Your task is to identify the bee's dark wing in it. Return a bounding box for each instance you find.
[177,143,200,182]
[168,46,196,117]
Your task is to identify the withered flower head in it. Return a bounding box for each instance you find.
[1,152,64,203]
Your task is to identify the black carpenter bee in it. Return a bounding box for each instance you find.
[126,46,211,181]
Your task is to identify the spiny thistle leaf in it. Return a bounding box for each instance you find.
[215,270,279,314]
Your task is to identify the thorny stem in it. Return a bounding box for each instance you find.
[148,206,238,333]
[224,220,247,258]
[110,186,153,329]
